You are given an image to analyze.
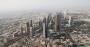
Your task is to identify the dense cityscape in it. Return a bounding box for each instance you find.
[0,9,90,47]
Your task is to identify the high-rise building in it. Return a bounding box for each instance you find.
[29,20,33,37]
[54,12,64,32]
[68,16,72,27]
[42,18,48,38]
[26,22,30,35]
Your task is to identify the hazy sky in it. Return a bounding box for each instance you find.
[0,0,90,12]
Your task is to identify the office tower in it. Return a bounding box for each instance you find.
[26,22,30,35]
[55,13,63,32]
[63,10,67,19]
[47,14,52,24]
[20,23,27,35]
[54,15,57,32]
[20,24,23,35]
[42,18,48,38]
[68,16,72,27]
[29,20,33,37]
[42,22,46,38]
[54,12,66,32]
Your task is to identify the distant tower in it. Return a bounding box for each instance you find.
[42,22,46,38]
[68,16,72,27]
[54,12,63,32]
[26,22,30,35]
[20,23,23,35]
[30,20,32,27]
[63,10,67,19]
[42,18,48,38]
[47,14,52,23]
[29,20,33,37]
[54,15,57,32]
